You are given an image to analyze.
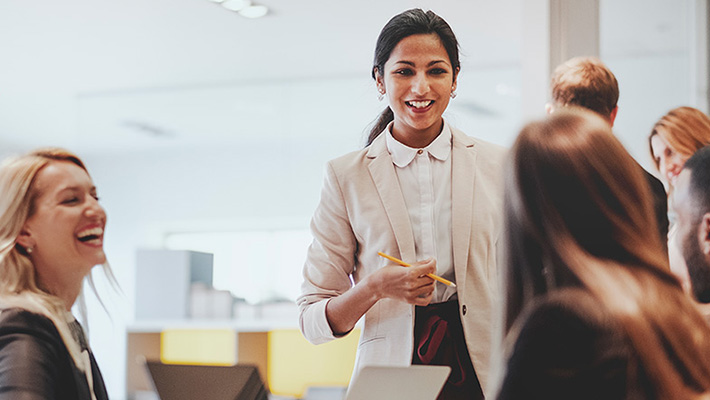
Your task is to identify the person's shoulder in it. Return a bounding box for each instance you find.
[506,288,629,379]
[326,137,384,174]
[641,168,667,195]
[328,147,370,167]
[0,307,66,369]
[500,291,631,400]
[0,308,60,339]
[0,309,82,399]
[451,127,508,158]
[514,288,620,343]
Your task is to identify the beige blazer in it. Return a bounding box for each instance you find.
[298,126,506,393]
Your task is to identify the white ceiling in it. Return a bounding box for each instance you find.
[0,0,689,153]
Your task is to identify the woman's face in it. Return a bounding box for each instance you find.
[651,131,688,188]
[19,160,106,293]
[376,33,456,147]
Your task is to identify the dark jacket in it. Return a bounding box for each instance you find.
[0,308,108,400]
[644,169,669,251]
[497,289,652,400]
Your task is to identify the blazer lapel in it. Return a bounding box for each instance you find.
[451,129,477,292]
[366,135,416,261]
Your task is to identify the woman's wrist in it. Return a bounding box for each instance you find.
[362,271,384,302]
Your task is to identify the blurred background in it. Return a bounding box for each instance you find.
[0,0,707,398]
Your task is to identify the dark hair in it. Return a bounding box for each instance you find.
[684,145,710,215]
[503,108,710,397]
[682,145,710,303]
[366,9,460,146]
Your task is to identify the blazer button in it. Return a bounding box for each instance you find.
[462,305,467,315]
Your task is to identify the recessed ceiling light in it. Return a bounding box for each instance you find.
[222,0,251,12]
[208,0,225,3]
[239,4,268,18]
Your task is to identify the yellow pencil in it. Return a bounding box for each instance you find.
[377,252,457,287]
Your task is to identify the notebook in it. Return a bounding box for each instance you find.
[144,360,268,400]
[344,365,451,400]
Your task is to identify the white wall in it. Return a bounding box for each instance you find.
[601,0,701,173]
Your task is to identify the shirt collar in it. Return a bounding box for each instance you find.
[385,122,452,168]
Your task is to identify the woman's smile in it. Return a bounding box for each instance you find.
[377,33,457,148]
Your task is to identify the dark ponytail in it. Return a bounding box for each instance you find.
[365,8,460,147]
[367,107,395,146]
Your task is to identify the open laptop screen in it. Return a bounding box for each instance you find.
[144,361,268,400]
[345,365,451,400]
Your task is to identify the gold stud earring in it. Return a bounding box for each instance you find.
[26,247,33,254]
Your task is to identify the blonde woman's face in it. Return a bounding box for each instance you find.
[19,161,106,292]
[651,132,688,189]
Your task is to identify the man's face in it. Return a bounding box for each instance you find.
[673,169,710,303]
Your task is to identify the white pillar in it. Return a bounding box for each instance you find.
[522,0,600,120]
[691,0,709,112]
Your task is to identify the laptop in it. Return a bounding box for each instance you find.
[144,360,268,400]
[344,365,451,400]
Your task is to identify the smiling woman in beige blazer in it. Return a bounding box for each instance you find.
[298,9,505,399]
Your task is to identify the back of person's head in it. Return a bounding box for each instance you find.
[504,108,710,398]
[505,108,662,319]
[683,145,710,219]
[0,148,87,299]
[550,56,619,121]
[367,8,460,146]
[678,146,710,302]
[649,106,710,170]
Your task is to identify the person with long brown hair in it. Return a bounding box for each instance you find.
[495,108,710,399]
[0,148,114,399]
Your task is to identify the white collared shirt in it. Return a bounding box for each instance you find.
[385,122,456,302]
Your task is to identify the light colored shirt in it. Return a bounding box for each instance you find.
[385,122,456,303]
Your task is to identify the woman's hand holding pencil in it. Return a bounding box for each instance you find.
[377,252,456,287]
[366,254,438,306]
[377,252,457,288]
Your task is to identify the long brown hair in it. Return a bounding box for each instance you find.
[504,108,710,398]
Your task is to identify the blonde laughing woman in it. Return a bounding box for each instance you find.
[0,148,113,400]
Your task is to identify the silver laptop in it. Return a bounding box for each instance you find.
[345,365,451,400]
[144,360,268,400]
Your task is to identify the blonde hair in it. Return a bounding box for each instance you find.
[0,148,113,371]
[504,108,710,398]
[649,106,710,170]
[550,56,619,121]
